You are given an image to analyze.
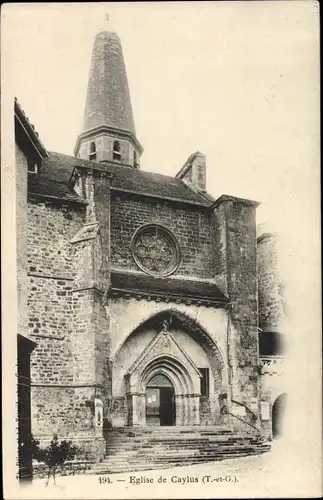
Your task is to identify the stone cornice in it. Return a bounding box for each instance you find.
[211,194,260,209]
[110,186,210,208]
[109,287,228,308]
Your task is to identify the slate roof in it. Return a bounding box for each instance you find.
[33,151,212,206]
[15,98,49,160]
[28,174,85,204]
[110,271,228,305]
[82,30,136,135]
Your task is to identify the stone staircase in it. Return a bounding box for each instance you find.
[89,426,271,474]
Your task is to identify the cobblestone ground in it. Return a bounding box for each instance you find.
[18,439,320,499]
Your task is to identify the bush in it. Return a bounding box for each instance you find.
[31,434,80,486]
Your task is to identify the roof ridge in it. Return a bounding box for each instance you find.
[41,151,211,207]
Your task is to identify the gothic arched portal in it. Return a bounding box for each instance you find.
[113,308,226,393]
[114,309,226,427]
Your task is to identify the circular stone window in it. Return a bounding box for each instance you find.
[132,224,180,277]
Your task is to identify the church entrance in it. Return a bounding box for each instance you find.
[146,374,175,426]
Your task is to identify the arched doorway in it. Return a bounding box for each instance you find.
[146,374,175,426]
[272,393,287,438]
[112,310,225,427]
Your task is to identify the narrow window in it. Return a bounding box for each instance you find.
[27,162,38,175]
[113,140,121,161]
[133,150,137,168]
[199,368,209,397]
[89,141,96,160]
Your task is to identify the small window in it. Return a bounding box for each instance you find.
[199,368,209,397]
[28,163,38,175]
[89,142,96,160]
[113,140,121,161]
[133,150,138,168]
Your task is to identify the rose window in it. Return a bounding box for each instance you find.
[132,225,180,276]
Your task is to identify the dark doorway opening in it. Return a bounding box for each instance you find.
[146,374,175,426]
[272,393,287,438]
[17,334,37,482]
[159,387,175,426]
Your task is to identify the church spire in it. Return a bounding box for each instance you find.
[74,16,143,168]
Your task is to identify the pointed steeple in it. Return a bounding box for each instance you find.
[74,16,143,168]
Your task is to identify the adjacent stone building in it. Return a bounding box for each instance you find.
[15,97,49,480]
[16,23,287,466]
[257,228,287,439]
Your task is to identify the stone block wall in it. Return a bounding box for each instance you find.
[110,192,213,278]
[178,153,206,192]
[27,199,91,440]
[16,145,28,336]
[257,233,285,332]
[211,196,260,420]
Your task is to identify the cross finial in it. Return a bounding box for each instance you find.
[104,12,111,30]
[99,12,112,33]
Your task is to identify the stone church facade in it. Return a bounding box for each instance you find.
[16,25,287,463]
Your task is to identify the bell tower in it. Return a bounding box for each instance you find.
[74,16,143,168]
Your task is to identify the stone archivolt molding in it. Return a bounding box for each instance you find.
[125,322,201,395]
[113,309,225,394]
[131,224,180,277]
[124,323,202,425]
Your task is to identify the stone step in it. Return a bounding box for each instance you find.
[106,439,265,450]
[103,447,269,462]
[102,443,270,459]
[104,427,236,437]
[108,438,265,443]
[90,451,268,474]
[106,434,257,441]
[105,436,242,443]
[91,426,270,475]
[105,434,260,442]
[105,443,268,455]
[108,448,269,458]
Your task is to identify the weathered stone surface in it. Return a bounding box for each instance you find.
[257,233,285,332]
[16,145,29,336]
[110,192,213,278]
[212,196,260,415]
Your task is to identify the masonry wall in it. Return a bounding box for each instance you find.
[16,145,28,336]
[211,198,260,426]
[257,233,285,332]
[110,192,213,279]
[27,200,91,439]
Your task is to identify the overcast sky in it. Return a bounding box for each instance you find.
[2,1,319,229]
